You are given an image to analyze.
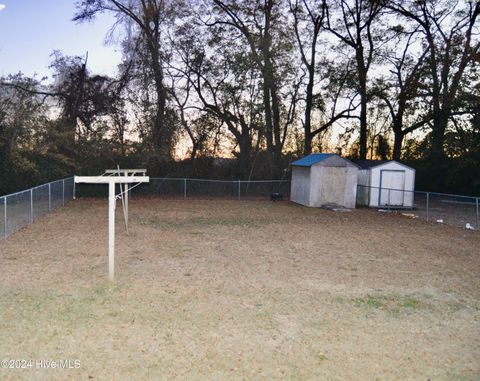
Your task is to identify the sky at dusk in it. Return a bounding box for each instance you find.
[0,1,122,79]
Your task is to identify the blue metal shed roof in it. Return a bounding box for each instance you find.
[291,153,336,167]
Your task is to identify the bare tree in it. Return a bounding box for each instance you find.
[372,26,431,159]
[290,0,358,154]
[74,0,182,158]
[388,0,480,159]
[325,0,385,159]
[205,0,296,173]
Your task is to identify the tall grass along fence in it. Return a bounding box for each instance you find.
[0,177,75,240]
[357,184,479,230]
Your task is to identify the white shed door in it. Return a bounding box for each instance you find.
[379,170,405,206]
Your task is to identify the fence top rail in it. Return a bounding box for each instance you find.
[150,178,233,183]
[0,176,74,199]
[49,177,73,184]
[149,177,290,183]
[417,190,479,199]
[357,184,478,199]
[32,176,70,190]
[31,183,50,191]
[3,188,32,198]
[239,180,290,183]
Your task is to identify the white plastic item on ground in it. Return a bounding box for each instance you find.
[465,223,475,230]
[436,219,444,223]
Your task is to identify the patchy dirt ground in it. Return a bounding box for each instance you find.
[0,198,479,380]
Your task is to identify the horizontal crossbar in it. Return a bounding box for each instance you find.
[75,176,150,184]
[104,169,147,175]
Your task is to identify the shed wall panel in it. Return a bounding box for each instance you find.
[290,167,311,206]
[315,165,358,208]
[319,167,347,206]
[344,166,359,208]
[309,165,323,206]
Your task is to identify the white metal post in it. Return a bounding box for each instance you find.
[73,177,76,200]
[123,171,129,234]
[3,197,7,239]
[476,198,479,229]
[426,192,430,222]
[108,181,116,281]
[125,183,129,232]
[30,188,33,223]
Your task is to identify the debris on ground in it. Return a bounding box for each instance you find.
[270,193,283,201]
[465,223,475,230]
[322,203,352,212]
[401,213,418,219]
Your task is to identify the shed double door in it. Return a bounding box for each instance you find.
[379,170,405,206]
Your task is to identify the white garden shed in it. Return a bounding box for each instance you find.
[290,153,359,208]
[355,160,415,208]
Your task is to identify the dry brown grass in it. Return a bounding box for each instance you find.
[0,198,479,380]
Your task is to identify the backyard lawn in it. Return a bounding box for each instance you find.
[0,198,479,380]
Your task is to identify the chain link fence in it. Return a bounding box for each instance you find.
[0,177,75,240]
[133,178,291,200]
[357,185,479,230]
[2,177,477,239]
[133,179,478,229]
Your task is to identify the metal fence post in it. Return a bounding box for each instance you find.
[476,198,479,229]
[184,178,187,200]
[426,192,430,222]
[62,179,65,206]
[73,177,76,200]
[3,197,7,239]
[238,180,241,200]
[387,189,391,210]
[30,188,33,223]
[48,183,51,211]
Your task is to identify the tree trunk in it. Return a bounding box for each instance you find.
[260,0,282,176]
[190,142,198,165]
[146,34,169,159]
[303,65,315,155]
[152,81,167,155]
[304,132,313,156]
[238,132,252,180]
[430,111,448,159]
[357,56,368,160]
[270,83,283,174]
[262,77,274,158]
[392,130,403,160]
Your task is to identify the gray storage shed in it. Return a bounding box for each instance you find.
[290,153,359,208]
